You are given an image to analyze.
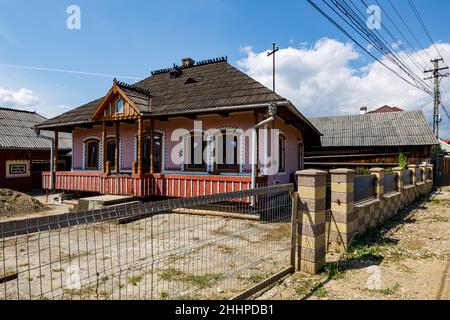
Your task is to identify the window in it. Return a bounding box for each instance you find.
[115,99,124,114]
[217,131,239,172]
[9,164,26,175]
[278,135,286,173]
[185,132,207,171]
[106,139,116,168]
[5,160,30,179]
[85,140,99,170]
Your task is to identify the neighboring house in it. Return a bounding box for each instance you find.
[439,139,450,154]
[0,107,72,192]
[441,138,450,144]
[36,57,321,198]
[439,140,450,177]
[367,105,404,114]
[305,110,439,169]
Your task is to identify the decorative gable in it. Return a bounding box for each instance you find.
[92,80,143,121]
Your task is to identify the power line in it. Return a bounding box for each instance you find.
[308,0,432,94]
[306,0,427,93]
[373,0,430,70]
[407,0,443,59]
[386,0,433,62]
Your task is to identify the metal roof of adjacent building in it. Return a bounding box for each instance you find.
[439,139,450,153]
[309,111,438,147]
[0,107,72,150]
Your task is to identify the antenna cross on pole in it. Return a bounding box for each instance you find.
[267,42,279,93]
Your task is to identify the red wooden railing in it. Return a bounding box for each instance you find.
[42,172,268,198]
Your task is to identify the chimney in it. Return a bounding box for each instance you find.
[360,106,368,115]
[181,57,195,68]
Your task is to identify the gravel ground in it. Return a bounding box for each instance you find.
[1,212,291,300]
[258,185,450,300]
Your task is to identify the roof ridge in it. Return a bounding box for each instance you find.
[310,110,420,120]
[151,56,228,76]
[0,107,39,114]
[116,81,152,96]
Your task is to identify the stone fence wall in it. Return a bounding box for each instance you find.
[296,164,434,274]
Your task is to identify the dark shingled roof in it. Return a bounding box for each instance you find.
[0,108,72,150]
[309,111,438,147]
[36,58,297,128]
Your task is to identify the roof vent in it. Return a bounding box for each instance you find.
[185,78,197,84]
[182,57,195,68]
[169,65,182,79]
[360,106,368,115]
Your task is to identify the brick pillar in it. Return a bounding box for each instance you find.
[393,167,405,207]
[370,168,384,199]
[418,164,427,194]
[329,169,355,252]
[427,164,434,192]
[370,168,384,225]
[408,164,418,185]
[297,169,327,274]
[427,164,434,181]
[408,164,418,197]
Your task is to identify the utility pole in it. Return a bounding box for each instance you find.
[424,58,449,139]
[267,42,279,93]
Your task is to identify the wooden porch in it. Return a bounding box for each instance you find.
[42,172,268,198]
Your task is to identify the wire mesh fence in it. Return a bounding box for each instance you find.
[0,184,294,300]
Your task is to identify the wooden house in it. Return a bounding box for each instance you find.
[0,108,71,192]
[305,110,439,169]
[36,57,321,198]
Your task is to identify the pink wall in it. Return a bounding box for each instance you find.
[72,112,304,184]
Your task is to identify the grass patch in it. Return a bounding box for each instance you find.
[127,275,143,286]
[160,268,185,282]
[429,215,449,223]
[52,268,64,273]
[314,283,328,298]
[214,244,236,255]
[159,268,222,288]
[185,274,223,288]
[324,262,344,280]
[345,215,403,263]
[160,291,169,299]
[294,279,328,298]
[368,283,400,296]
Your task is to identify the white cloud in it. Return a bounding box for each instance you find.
[0,86,39,106]
[238,38,450,137]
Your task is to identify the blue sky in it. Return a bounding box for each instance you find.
[1,0,450,134]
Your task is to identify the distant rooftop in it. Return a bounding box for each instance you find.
[310,110,438,148]
[368,105,404,114]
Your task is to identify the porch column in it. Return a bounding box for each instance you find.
[150,118,155,174]
[115,122,120,173]
[53,130,59,173]
[137,118,143,175]
[253,110,259,174]
[102,122,107,173]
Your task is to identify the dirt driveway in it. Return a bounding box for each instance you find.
[258,185,450,300]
